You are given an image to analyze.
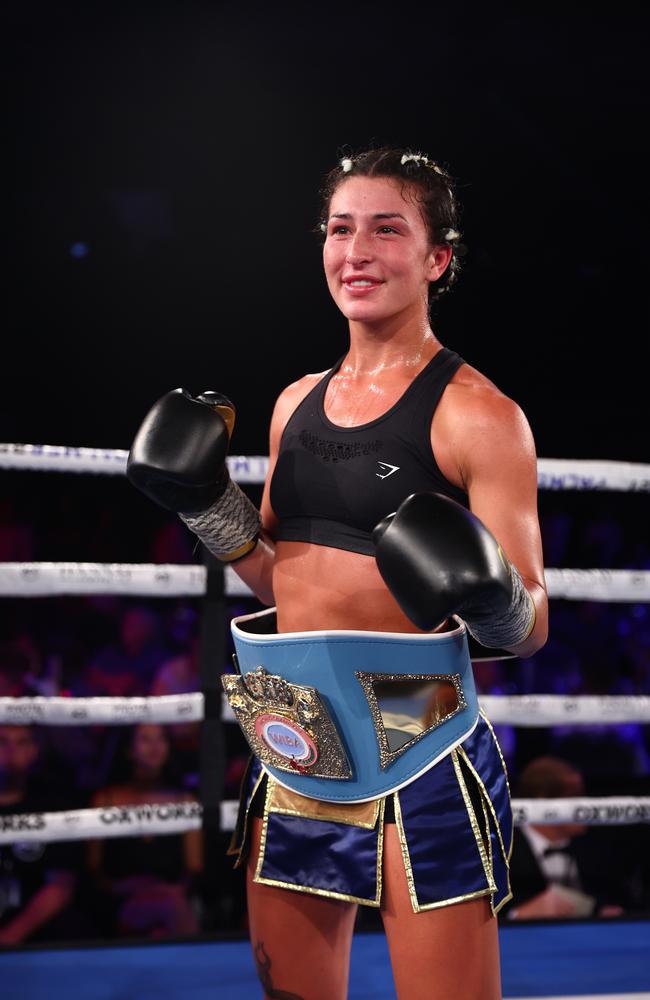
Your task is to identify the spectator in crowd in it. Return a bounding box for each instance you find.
[549,637,650,781]
[150,600,255,795]
[502,756,631,920]
[0,725,82,946]
[150,608,202,785]
[86,723,202,939]
[151,605,203,703]
[618,604,650,695]
[77,604,170,698]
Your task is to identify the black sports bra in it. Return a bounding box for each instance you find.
[269,348,468,556]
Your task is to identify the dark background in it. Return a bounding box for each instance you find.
[5,2,648,462]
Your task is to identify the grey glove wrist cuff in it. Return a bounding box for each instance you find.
[464,563,536,649]
[179,478,262,562]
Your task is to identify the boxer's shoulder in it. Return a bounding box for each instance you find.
[270,369,330,429]
[438,362,527,436]
[448,359,501,397]
[433,363,534,483]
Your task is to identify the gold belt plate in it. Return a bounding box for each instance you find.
[222,666,351,779]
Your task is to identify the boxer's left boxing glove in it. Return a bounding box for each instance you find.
[372,492,535,648]
[127,388,260,563]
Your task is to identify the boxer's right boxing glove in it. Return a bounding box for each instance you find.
[127,388,261,563]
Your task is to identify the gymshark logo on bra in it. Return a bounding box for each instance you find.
[376,462,400,480]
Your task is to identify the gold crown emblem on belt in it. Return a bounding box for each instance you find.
[241,666,294,708]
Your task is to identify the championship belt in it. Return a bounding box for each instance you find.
[223,608,479,804]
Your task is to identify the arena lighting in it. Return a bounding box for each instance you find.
[69,242,89,258]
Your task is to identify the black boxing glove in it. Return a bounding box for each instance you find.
[127,388,234,513]
[127,388,261,562]
[372,492,535,648]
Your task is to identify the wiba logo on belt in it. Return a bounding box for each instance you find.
[255,714,318,767]
[222,665,351,780]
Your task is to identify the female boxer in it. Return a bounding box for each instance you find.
[127,147,548,999]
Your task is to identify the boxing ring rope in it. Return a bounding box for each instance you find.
[0,444,269,484]
[1,445,649,850]
[1,443,650,491]
[1,796,648,847]
[1,562,648,600]
[4,692,650,728]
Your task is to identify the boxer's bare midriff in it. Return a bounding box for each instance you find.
[272,539,428,634]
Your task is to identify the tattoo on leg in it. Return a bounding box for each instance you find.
[254,940,305,1000]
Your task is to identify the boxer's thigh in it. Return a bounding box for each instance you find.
[246,816,358,1000]
[381,823,501,1000]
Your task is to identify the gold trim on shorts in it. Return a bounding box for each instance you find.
[392,787,493,913]
[452,749,497,893]
[268,781,381,829]
[457,713,513,913]
[479,708,515,862]
[252,776,385,906]
[456,746,509,875]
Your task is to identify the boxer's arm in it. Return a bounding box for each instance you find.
[214,405,280,608]
[226,528,276,607]
[373,387,547,655]
[227,375,320,606]
[453,388,548,657]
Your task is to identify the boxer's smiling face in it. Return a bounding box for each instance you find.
[323,176,450,325]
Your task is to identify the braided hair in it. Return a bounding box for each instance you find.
[319,147,463,304]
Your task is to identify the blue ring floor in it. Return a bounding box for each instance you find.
[1,920,648,999]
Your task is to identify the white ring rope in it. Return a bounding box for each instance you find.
[0,562,209,597]
[1,562,648,601]
[536,459,650,492]
[544,569,650,602]
[0,694,205,725]
[0,444,268,484]
[479,694,650,725]
[1,444,650,491]
[0,801,206,843]
[2,693,650,727]
[0,796,648,845]
[513,798,650,826]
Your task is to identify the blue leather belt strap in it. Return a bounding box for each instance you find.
[227,608,479,803]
